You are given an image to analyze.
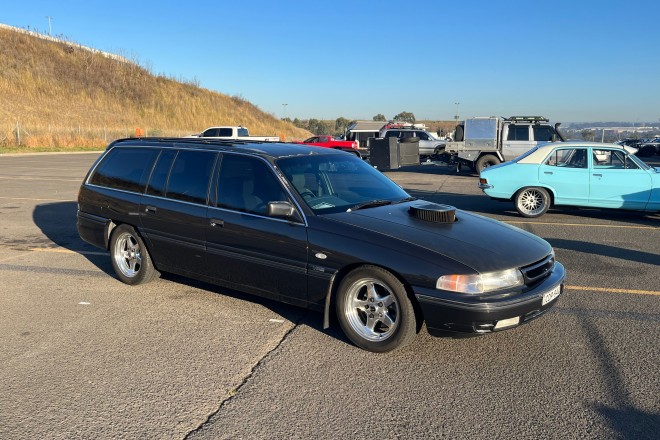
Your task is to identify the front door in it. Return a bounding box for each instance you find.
[589,148,652,209]
[205,154,309,304]
[538,147,590,205]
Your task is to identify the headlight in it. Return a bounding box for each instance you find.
[436,268,524,294]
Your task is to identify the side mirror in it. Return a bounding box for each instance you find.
[267,201,296,218]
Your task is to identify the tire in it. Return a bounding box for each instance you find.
[110,224,159,285]
[515,187,551,218]
[454,124,464,142]
[336,265,417,352]
[476,154,501,174]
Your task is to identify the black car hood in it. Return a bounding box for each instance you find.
[325,202,551,272]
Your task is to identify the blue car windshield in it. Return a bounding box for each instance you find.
[629,153,651,170]
[277,154,411,214]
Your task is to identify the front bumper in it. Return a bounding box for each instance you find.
[415,262,565,335]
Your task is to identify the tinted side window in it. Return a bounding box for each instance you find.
[146,149,176,197]
[90,147,158,193]
[165,150,217,204]
[217,155,287,216]
[218,128,233,137]
[533,126,554,142]
[384,131,400,138]
[507,125,530,141]
[202,128,218,137]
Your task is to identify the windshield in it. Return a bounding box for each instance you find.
[277,154,410,214]
[628,152,652,170]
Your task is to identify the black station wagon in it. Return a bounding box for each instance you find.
[77,138,565,352]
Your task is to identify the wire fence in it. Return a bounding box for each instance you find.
[1,121,193,148]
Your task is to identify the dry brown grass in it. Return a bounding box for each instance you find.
[0,27,311,149]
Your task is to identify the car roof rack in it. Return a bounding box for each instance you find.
[504,116,550,123]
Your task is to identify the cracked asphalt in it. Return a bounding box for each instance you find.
[0,152,658,439]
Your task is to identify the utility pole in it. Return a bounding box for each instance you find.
[454,102,460,122]
[46,16,52,35]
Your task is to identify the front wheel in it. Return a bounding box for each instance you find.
[336,266,418,352]
[110,224,159,285]
[515,187,551,218]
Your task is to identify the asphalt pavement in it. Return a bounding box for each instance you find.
[0,152,658,439]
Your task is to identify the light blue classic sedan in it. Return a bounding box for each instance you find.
[478,141,660,218]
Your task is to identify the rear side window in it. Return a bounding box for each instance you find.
[507,125,530,141]
[90,147,158,193]
[146,149,176,197]
[165,150,217,204]
[544,148,588,168]
[218,128,233,137]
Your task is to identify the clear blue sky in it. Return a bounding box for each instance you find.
[2,0,659,123]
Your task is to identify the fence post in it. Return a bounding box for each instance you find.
[15,121,20,145]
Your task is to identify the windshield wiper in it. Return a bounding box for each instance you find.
[347,199,393,212]
[394,196,417,204]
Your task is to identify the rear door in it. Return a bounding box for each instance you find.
[501,124,535,160]
[205,154,309,304]
[140,149,218,275]
[538,147,590,205]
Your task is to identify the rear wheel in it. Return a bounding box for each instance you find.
[110,224,159,285]
[336,266,417,352]
[515,187,551,218]
[476,154,501,174]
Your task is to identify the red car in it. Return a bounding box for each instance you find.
[294,135,360,157]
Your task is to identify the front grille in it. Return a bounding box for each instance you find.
[520,254,554,285]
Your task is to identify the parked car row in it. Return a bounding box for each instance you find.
[616,138,660,157]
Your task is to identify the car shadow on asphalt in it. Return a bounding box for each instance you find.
[580,318,660,438]
[32,201,114,276]
[547,238,660,266]
[405,188,660,226]
[31,201,356,346]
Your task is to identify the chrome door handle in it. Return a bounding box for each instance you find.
[210,218,224,227]
[543,171,553,175]
[593,173,602,177]
[145,206,157,213]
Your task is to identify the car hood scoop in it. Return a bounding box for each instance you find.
[408,202,456,223]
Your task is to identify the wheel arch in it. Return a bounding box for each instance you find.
[322,262,424,332]
[104,220,117,250]
[514,185,556,205]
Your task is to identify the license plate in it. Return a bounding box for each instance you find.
[542,285,561,306]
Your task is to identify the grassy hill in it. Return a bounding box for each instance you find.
[0,26,311,150]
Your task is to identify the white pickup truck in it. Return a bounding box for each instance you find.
[188,126,280,142]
